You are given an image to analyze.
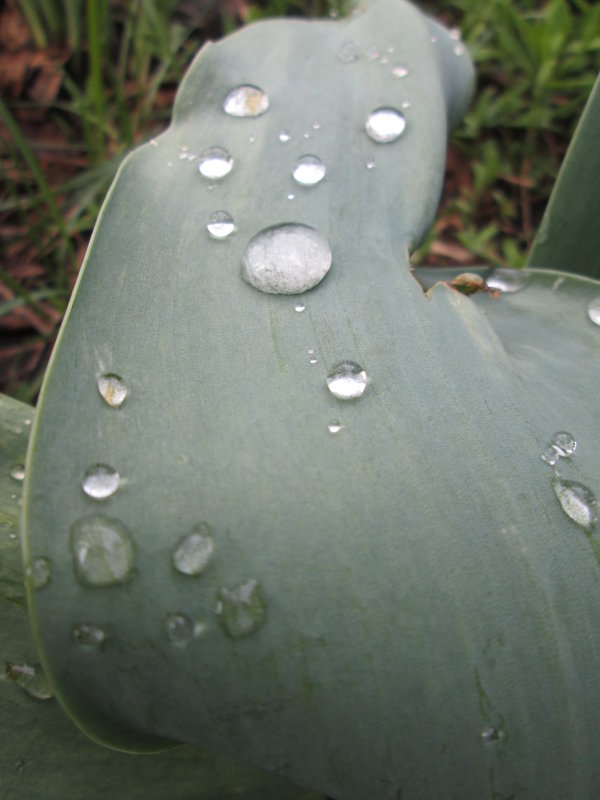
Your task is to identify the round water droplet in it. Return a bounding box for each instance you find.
[454,42,466,56]
[172,524,214,576]
[551,431,576,457]
[241,223,332,295]
[26,557,51,589]
[366,160,376,170]
[481,726,503,743]
[392,64,409,78]
[309,357,318,365]
[198,148,233,180]
[23,418,32,426]
[97,373,127,408]
[82,465,119,500]
[7,662,54,700]
[552,478,598,532]
[287,193,295,200]
[485,268,530,293]
[215,578,266,639]
[365,107,406,143]
[364,44,380,61]
[328,420,342,434]
[70,515,135,587]
[223,85,269,117]
[206,210,236,239]
[295,302,306,313]
[327,361,368,399]
[72,623,106,648]
[166,613,194,646]
[293,155,326,186]
[336,36,359,59]
[278,129,291,143]
[10,464,25,481]
[540,447,560,467]
[587,296,600,325]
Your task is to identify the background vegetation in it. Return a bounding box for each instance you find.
[1,0,598,401]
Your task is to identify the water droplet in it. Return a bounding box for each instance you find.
[401,100,411,109]
[481,726,503,743]
[454,43,466,56]
[309,356,318,365]
[303,132,311,139]
[241,223,332,295]
[587,296,600,325]
[295,302,306,313]
[449,27,461,40]
[23,418,32,426]
[82,465,120,500]
[70,515,135,587]
[25,557,51,589]
[430,35,438,44]
[198,148,233,180]
[553,478,598,532]
[172,524,214,576]
[540,447,560,466]
[328,420,342,434]
[293,155,326,186]
[166,613,194,646]
[312,121,321,130]
[327,361,368,399]
[97,374,127,408]
[223,85,269,117]
[6,662,54,700]
[215,578,266,639]
[379,55,389,64]
[392,64,409,78]
[72,623,106,648]
[308,348,315,355]
[278,129,291,143]
[366,160,376,170]
[206,210,236,239]
[178,145,189,160]
[10,464,25,481]
[551,431,577,457]
[365,107,406,143]
[485,268,530,293]
[287,193,295,200]
[364,44,380,61]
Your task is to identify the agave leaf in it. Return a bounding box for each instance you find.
[21,1,600,799]
[528,71,600,277]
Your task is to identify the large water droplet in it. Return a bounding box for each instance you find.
[206,210,236,239]
[327,361,368,399]
[82,465,120,500]
[223,85,269,117]
[6,662,54,700]
[215,578,266,639]
[97,374,127,408]
[25,557,51,589]
[70,515,135,587]
[198,148,233,180]
[166,613,194,646]
[10,464,25,481]
[72,623,106,648]
[365,107,406,143]
[292,155,326,186]
[338,41,360,62]
[552,478,598,532]
[172,524,214,576]
[587,296,600,325]
[551,431,577,457]
[241,223,332,295]
[485,268,530,293]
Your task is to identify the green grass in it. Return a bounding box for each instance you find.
[1,0,598,400]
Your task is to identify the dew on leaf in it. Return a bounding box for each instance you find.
[72,623,106,648]
[392,64,409,78]
[552,478,598,532]
[166,613,194,646]
[82,465,119,500]
[172,524,214,576]
[207,211,236,239]
[551,431,577,457]
[223,85,269,117]
[540,447,560,467]
[485,268,530,293]
[481,726,504,743]
[215,578,266,639]
[295,302,306,313]
[278,130,291,143]
[6,662,54,700]
[364,44,380,61]
[293,155,326,186]
[97,374,127,408]
[198,148,233,180]
[328,420,343,434]
[587,296,600,325]
[10,464,25,481]
[25,557,51,589]
[70,515,135,587]
[327,361,368,399]
[365,107,406,143]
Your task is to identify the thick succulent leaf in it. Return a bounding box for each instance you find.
[528,71,600,277]
[21,2,600,799]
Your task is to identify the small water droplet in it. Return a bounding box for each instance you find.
[241,223,332,295]
[553,478,598,532]
[293,155,326,186]
[481,726,503,743]
[587,296,600,325]
[303,132,311,139]
[223,85,269,117]
[287,193,295,200]
[308,348,315,355]
[337,41,360,62]
[166,613,194,646]
[178,145,190,160]
[309,357,318,365]
[82,465,120,500]
[25,557,51,589]
[249,135,256,143]
[149,138,159,147]
[454,42,466,56]
[215,578,266,639]
[198,148,233,180]
[6,662,54,700]
[23,418,32,426]
[328,420,342,434]
[278,129,291,143]
[401,100,411,109]
[70,515,135,587]
[10,465,25,481]
[206,210,236,239]
[312,121,321,130]
[449,27,461,40]
[72,623,106,648]
[551,431,577,457]
[327,361,368,399]
[485,268,530,293]
[540,447,560,466]
[172,524,214,576]
[392,64,409,78]
[365,107,406,143]
[379,55,389,64]
[97,374,127,408]
[366,160,376,170]
[430,35,438,44]
[295,302,306,313]
[364,44,380,61]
